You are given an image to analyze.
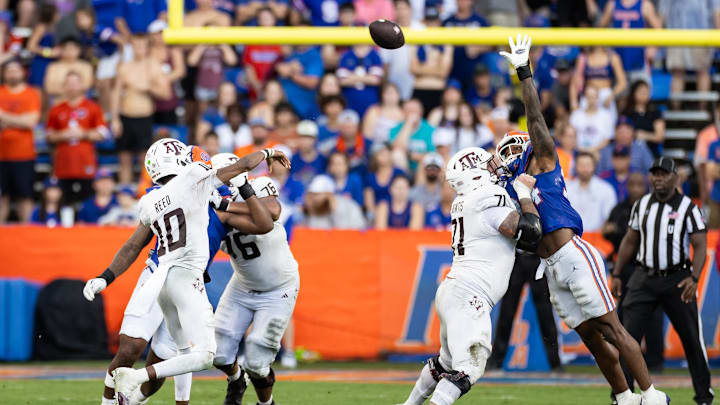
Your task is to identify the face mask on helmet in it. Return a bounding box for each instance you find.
[495,132,529,179]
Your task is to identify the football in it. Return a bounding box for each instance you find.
[369,19,405,49]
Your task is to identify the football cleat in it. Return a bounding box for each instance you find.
[223,372,248,405]
[113,368,144,405]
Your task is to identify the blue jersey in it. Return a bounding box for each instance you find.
[612,0,645,71]
[506,145,584,236]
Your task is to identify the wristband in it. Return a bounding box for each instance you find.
[691,274,699,283]
[516,64,532,81]
[98,268,115,285]
[238,181,256,200]
[262,148,274,160]
[217,198,230,211]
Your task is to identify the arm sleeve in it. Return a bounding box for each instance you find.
[686,203,707,234]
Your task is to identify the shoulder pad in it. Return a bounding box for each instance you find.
[473,185,514,212]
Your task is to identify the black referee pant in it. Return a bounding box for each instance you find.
[621,268,714,404]
[488,252,562,370]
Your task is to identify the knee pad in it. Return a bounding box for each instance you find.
[242,338,278,378]
[427,355,451,382]
[249,367,275,389]
[439,370,472,398]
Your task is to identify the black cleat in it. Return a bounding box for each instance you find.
[223,374,248,405]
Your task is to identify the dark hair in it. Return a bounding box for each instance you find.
[39,3,58,24]
[508,98,525,124]
[38,185,62,222]
[339,2,355,13]
[226,103,246,120]
[275,101,297,117]
[319,94,347,111]
[394,0,410,6]
[576,151,596,165]
[391,173,412,187]
[205,131,219,140]
[256,6,275,20]
[368,142,392,172]
[458,102,479,129]
[328,151,351,176]
[380,82,400,106]
[624,79,650,114]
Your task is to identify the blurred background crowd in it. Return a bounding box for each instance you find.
[1,0,720,243]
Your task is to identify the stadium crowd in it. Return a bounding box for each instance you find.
[0,0,720,238]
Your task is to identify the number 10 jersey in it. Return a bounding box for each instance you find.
[138,162,224,272]
[448,184,518,306]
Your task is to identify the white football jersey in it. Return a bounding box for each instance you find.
[447,183,517,306]
[221,222,299,292]
[138,162,223,272]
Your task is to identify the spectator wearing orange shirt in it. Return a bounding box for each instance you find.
[555,120,577,180]
[0,60,42,224]
[46,71,108,205]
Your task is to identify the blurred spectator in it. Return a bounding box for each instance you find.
[409,152,444,210]
[476,0,527,26]
[235,117,277,176]
[214,103,251,153]
[276,45,323,119]
[624,79,664,157]
[26,3,60,87]
[354,0,395,24]
[30,177,66,227]
[549,58,574,122]
[363,83,404,144]
[554,120,577,180]
[424,176,454,230]
[148,20,186,126]
[464,64,495,113]
[92,0,124,37]
[294,0,352,26]
[320,2,356,69]
[47,71,108,205]
[705,138,720,228]
[602,171,648,255]
[570,46,626,121]
[374,174,423,229]
[201,131,221,156]
[658,0,720,104]
[237,0,290,25]
[488,106,512,149]
[244,8,282,99]
[599,0,661,82]
[0,60,41,224]
[44,37,94,101]
[566,152,617,232]
[337,44,383,117]
[185,0,232,26]
[555,0,595,26]
[432,102,493,159]
[600,144,633,201]
[76,169,118,224]
[409,41,453,114]
[696,104,720,205]
[197,81,240,141]
[317,72,342,99]
[270,102,300,148]
[316,94,345,153]
[248,79,286,127]
[290,120,327,186]
[597,115,654,174]
[428,81,464,128]
[112,34,172,184]
[327,151,364,206]
[332,109,369,173]
[379,0,414,100]
[364,143,405,217]
[304,174,365,229]
[569,86,614,154]
[117,0,167,35]
[389,98,436,171]
[99,185,139,226]
[187,42,238,112]
[443,0,490,91]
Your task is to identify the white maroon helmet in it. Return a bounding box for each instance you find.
[249,176,280,198]
[445,147,495,195]
[211,152,248,187]
[144,138,190,183]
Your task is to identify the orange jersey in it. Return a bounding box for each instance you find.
[0,85,42,161]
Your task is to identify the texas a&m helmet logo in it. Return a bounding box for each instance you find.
[457,151,483,170]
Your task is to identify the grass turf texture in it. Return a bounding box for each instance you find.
[0,379,697,405]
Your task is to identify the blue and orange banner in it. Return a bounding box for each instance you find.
[1,227,719,365]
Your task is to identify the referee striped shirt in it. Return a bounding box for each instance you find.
[629,191,706,271]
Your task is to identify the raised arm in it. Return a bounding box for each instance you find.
[499,34,556,171]
[82,224,154,301]
[215,149,290,185]
[225,196,282,221]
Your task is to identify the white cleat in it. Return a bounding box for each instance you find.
[112,368,143,405]
[642,390,671,405]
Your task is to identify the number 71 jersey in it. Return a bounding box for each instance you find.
[448,183,518,306]
[138,162,223,272]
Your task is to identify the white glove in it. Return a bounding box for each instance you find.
[83,278,107,301]
[513,174,536,200]
[209,189,223,208]
[499,34,532,69]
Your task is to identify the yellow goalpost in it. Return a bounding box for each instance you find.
[164,0,720,46]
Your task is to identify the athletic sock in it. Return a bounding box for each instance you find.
[174,372,192,402]
[228,367,242,382]
[101,397,115,405]
[405,363,439,405]
[615,389,633,405]
[105,371,115,389]
[429,379,462,405]
[258,395,273,405]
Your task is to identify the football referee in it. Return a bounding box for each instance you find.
[612,157,713,405]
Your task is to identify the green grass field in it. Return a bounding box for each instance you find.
[0,379,698,405]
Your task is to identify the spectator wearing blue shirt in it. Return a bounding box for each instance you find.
[291,120,328,186]
[296,0,351,26]
[276,46,323,119]
[30,177,65,227]
[316,94,345,155]
[374,174,424,230]
[600,145,633,202]
[706,139,720,228]
[186,0,241,20]
[92,0,124,31]
[336,44,383,118]
[389,98,436,172]
[364,143,405,216]
[77,169,119,224]
[236,0,289,25]
[442,0,489,91]
[118,0,167,34]
[597,117,654,174]
[268,148,306,239]
[424,180,454,230]
[327,151,364,207]
[333,109,371,174]
[464,64,496,112]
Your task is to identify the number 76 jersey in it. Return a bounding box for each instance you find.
[448,184,518,306]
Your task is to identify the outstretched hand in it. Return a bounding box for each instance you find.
[499,34,532,69]
[267,150,291,173]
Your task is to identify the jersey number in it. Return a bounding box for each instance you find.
[152,208,187,257]
[495,194,507,207]
[451,217,465,256]
[225,233,261,260]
